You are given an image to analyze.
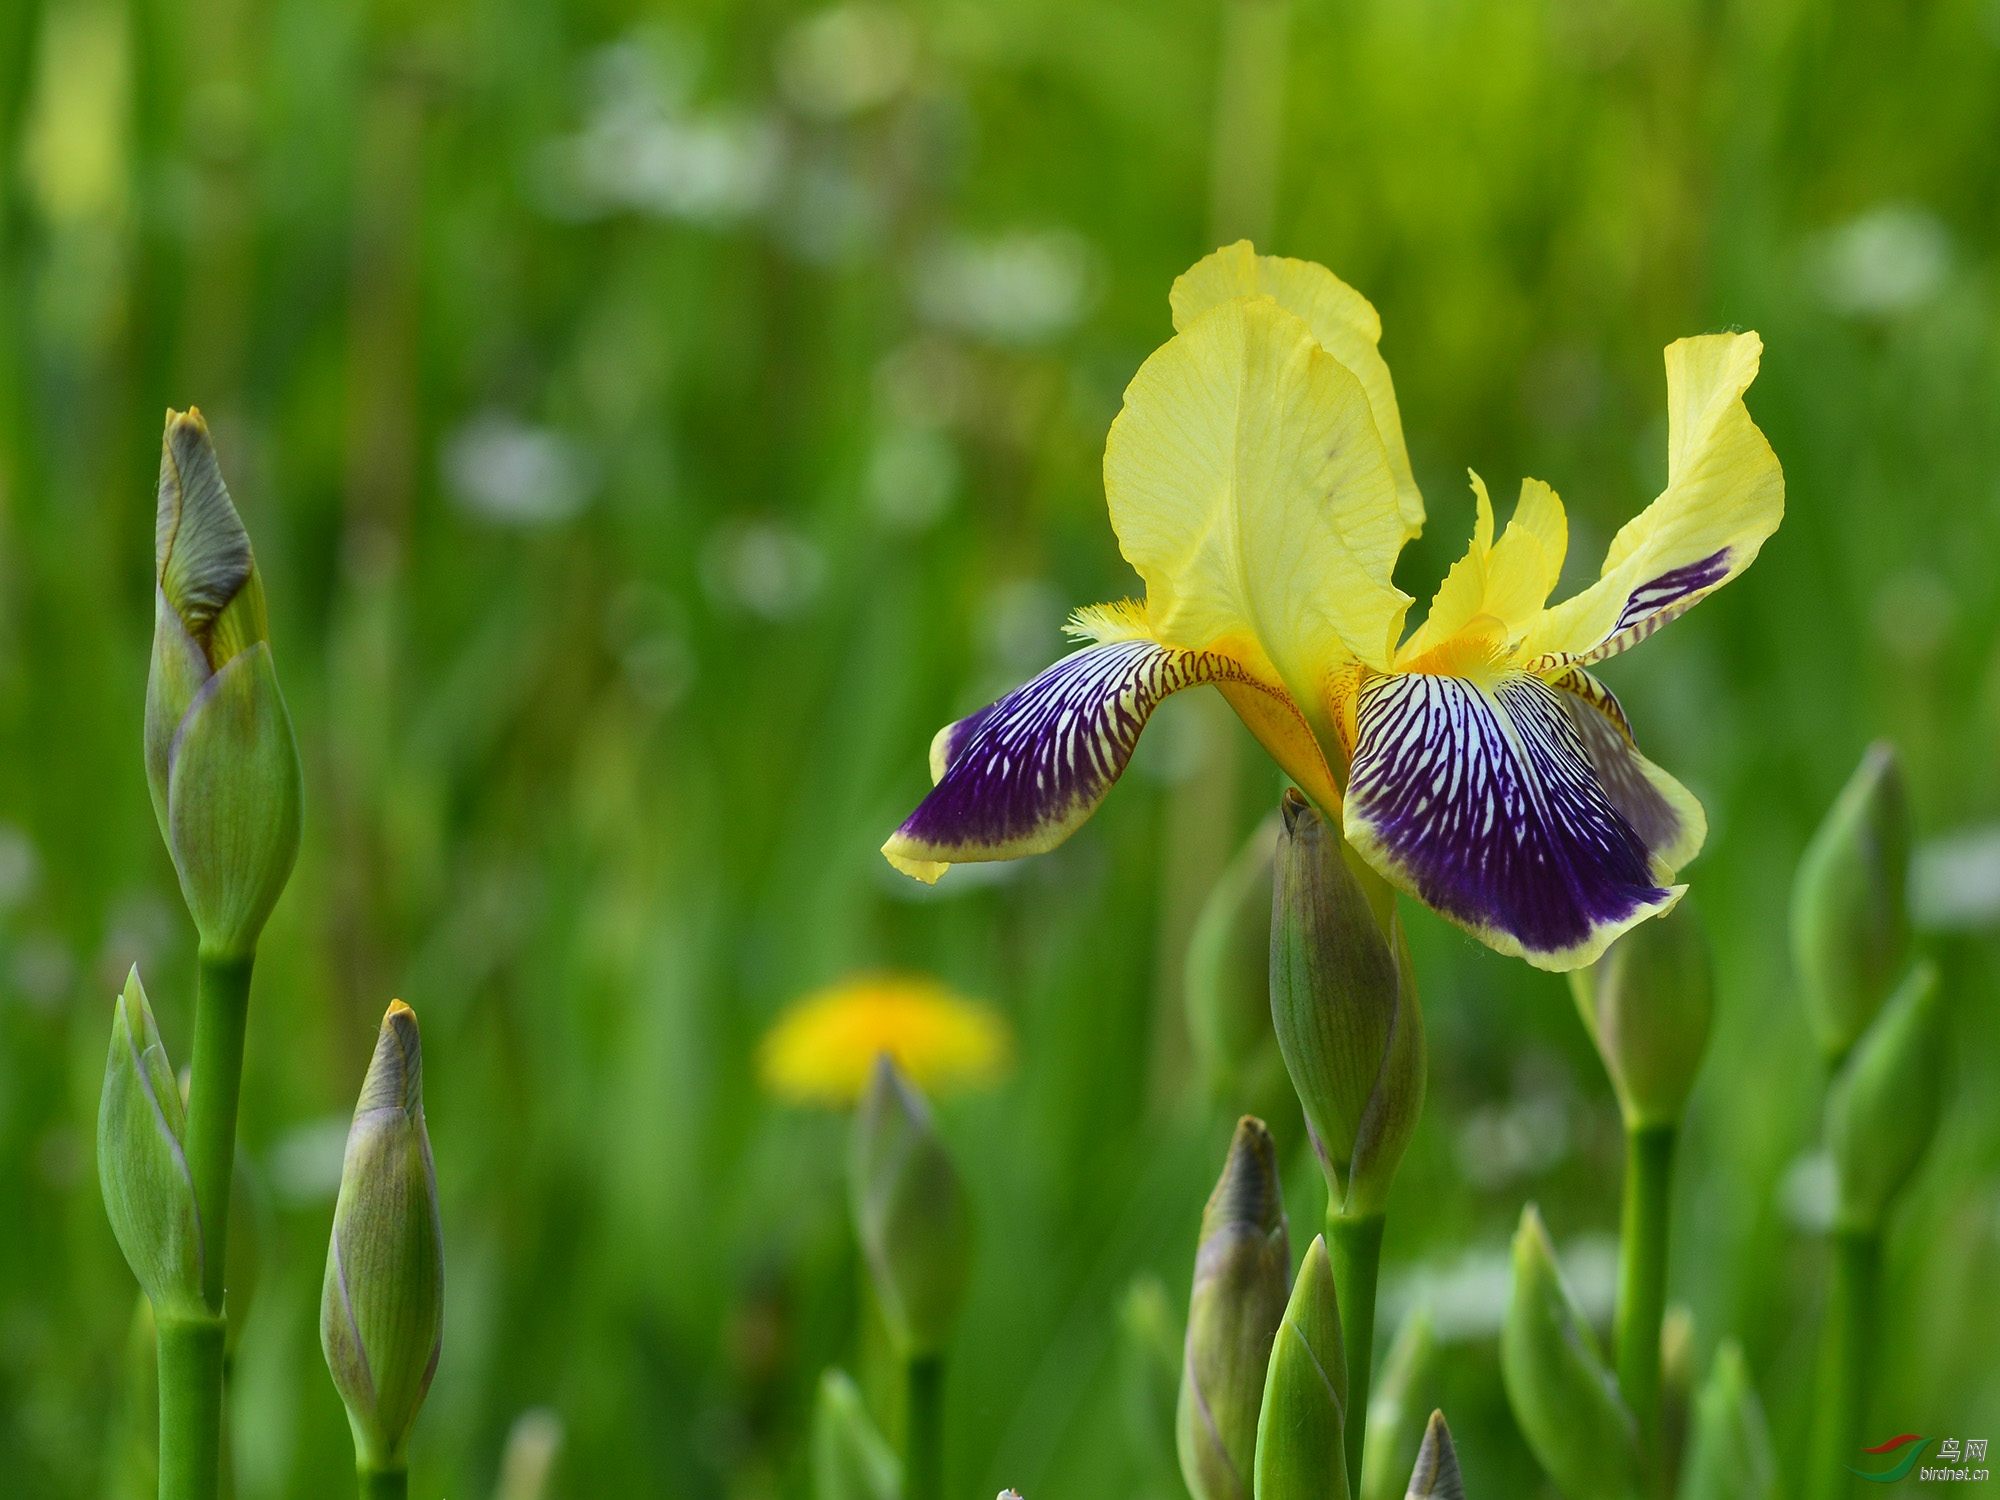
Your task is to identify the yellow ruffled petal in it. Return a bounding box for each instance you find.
[1105,295,1412,719]
[1396,474,1570,668]
[1171,241,1425,540]
[1518,332,1782,665]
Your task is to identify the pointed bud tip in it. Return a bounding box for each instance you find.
[1279,785,1319,837]
[1407,1411,1465,1500]
[1205,1116,1283,1237]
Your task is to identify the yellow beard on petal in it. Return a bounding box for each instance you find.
[1397,617,1511,687]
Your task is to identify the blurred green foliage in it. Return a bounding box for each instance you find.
[1,0,1998,1495]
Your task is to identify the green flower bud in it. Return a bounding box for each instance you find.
[321,1001,444,1474]
[98,967,206,1319]
[850,1054,973,1360]
[813,1369,903,1500]
[1570,903,1714,1129]
[1186,814,1284,1110]
[1360,1306,1439,1500]
[1826,960,1944,1233]
[1501,1206,1640,1500]
[1270,789,1425,1218]
[147,409,301,959]
[1254,1234,1350,1500]
[1790,743,1911,1067]
[1678,1341,1777,1500]
[1178,1116,1290,1500]
[1405,1411,1465,1500]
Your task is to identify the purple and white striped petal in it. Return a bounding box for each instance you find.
[1342,670,1682,971]
[883,638,1241,883]
[1547,666,1706,873]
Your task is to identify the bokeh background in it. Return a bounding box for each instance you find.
[3,0,1999,1493]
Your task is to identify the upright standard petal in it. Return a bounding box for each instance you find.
[1396,475,1567,668]
[882,634,1331,883]
[1518,333,1782,666]
[1105,295,1411,713]
[1171,241,1425,540]
[1343,668,1683,971]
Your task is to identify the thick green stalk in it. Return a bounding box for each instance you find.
[165,950,255,1499]
[359,1468,409,1500]
[1809,1230,1881,1500]
[1329,1210,1385,1488]
[1615,1123,1676,1491]
[904,1355,946,1500]
[157,1317,225,1500]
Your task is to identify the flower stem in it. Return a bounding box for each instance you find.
[1615,1122,1676,1491]
[359,1467,409,1500]
[1329,1210,1385,1488]
[157,1316,225,1500]
[905,1354,946,1500]
[1809,1228,1881,1500]
[165,950,255,1498]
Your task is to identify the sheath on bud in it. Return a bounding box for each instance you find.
[1790,743,1911,1067]
[98,967,206,1319]
[1678,1342,1778,1500]
[812,1369,903,1500]
[1253,1234,1349,1500]
[1501,1206,1641,1500]
[1571,902,1714,1129]
[321,1001,444,1476]
[1825,960,1944,1234]
[146,409,302,958]
[1405,1411,1465,1500]
[850,1055,972,1361]
[1269,789,1425,1219]
[1177,1117,1290,1500]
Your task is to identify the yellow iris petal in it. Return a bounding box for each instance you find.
[1518,332,1782,663]
[1395,473,1567,668]
[1104,295,1412,721]
[1171,241,1425,541]
[758,974,1012,1106]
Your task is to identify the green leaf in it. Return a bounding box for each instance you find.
[1677,1342,1778,1500]
[1360,1306,1439,1500]
[1253,1234,1349,1500]
[97,968,206,1319]
[164,641,302,958]
[1501,1206,1641,1500]
[812,1369,903,1500]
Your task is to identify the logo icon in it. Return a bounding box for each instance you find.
[1850,1435,1930,1483]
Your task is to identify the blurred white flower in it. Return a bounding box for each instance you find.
[701,520,826,619]
[775,4,918,121]
[1456,1092,1574,1189]
[0,826,39,913]
[867,425,959,531]
[1911,824,2000,931]
[268,1115,353,1207]
[443,413,598,527]
[538,34,780,226]
[913,230,1098,346]
[772,155,882,264]
[1816,205,1951,318]
[1779,1148,1837,1233]
[1379,1233,1617,1343]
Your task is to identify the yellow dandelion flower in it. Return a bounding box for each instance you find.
[758,973,1012,1106]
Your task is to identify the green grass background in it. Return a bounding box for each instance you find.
[1,0,1997,1494]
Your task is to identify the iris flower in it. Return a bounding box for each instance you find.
[882,243,1783,971]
